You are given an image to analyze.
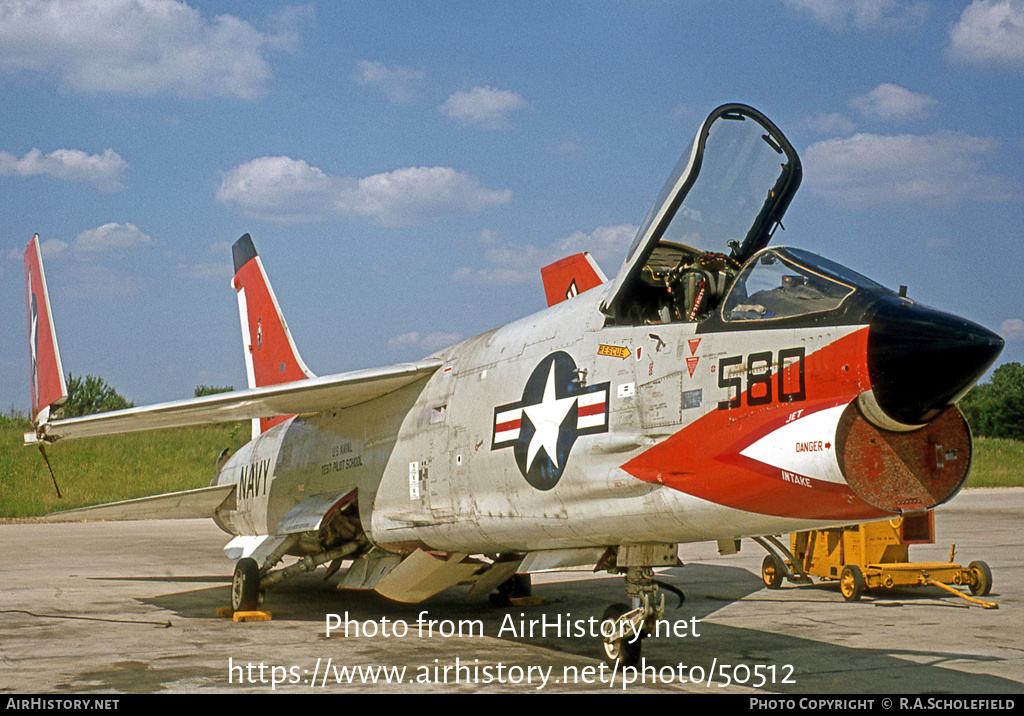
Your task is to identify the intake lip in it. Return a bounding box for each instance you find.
[866,297,1003,426]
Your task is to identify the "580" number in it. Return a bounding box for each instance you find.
[717,347,806,410]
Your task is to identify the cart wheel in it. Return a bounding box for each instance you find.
[968,561,992,596]
[840,565,865,602]
[761,554,784,589]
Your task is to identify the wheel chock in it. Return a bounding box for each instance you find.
[232,610,273,622]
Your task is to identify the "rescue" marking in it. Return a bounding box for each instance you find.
[598,344,631,359]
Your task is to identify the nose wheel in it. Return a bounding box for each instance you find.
[600,566,665,668]
[601,603,643,667]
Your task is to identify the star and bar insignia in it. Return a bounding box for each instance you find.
[492,351,610,490]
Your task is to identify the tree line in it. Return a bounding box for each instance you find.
[60,375,233,418]
[959,362,1024,441]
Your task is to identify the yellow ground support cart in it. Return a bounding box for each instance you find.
[754,512,996,608]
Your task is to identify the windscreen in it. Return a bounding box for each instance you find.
[723,248,866,321]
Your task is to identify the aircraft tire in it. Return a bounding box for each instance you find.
[968,561,992,596]
[511,573,531,598]
[761,554,784,589]
[489,573,532,607]
[232,557,261,612]
[600,603,642,668]
[840,565,865,602]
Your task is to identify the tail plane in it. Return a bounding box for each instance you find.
[24,234,67,427]
[232,233,314,436]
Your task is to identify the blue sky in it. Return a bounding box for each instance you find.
[2,0,1023,412]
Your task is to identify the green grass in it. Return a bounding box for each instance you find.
[966,437,1024,488]
[0,417,249,518]
[2,417,1021,519]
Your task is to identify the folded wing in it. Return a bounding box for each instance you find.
[24,232,443,444]
[29,359,442,443]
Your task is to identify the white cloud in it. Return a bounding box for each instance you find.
[556,225,639,265]
[216,156,512,226]
[339,167,511,224]
[387,331,422,349]
[439,86,529,129]
[206,240,234,256]
[803,112,858,135]
[850,83,936,120]
[355,60,425,104]
[8,223,151,260]
[37,237,70,259]
[671,104,696,119]
[803,131,1017,206]
[419,332,463,351]
[780,0,930,29]
[0,147,127,190]
[1000,319,1024,340]
[263,4,313,52]
[174,261,231,280]
[452,224,635,286]
[26,224,154,298]
[60,262,144,299]
[0,0,288,98]
[387,331,462,352]
[549,137,589,157]
[166,241,234,281]
[74,223,154,252]
[948,0,1024,67]
[452,239,547,286]
[216,156,332,223]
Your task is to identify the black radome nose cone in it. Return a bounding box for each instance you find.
[867,297,1004,425]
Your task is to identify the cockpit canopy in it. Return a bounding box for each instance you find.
[722,247,886,323]
[602,104,802,325]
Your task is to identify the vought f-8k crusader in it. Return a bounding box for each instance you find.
[24,104,1003,666]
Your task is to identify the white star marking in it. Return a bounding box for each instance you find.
[522,361,576,472]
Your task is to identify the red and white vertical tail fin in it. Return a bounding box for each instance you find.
[24,234,68,427]
[231,234,314,437]
[540,252,608,307]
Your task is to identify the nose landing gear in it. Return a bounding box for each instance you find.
[600,544,683,668]
[600,567,664,667]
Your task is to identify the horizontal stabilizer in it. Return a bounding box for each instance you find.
[41,484,235,522]
[32,359,442,442]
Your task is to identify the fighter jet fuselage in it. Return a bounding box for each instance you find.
[25,103,1003,665]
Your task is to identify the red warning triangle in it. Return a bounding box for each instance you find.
[686,356,699,377]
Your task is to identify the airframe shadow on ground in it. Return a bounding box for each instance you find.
[1,488,1021,693]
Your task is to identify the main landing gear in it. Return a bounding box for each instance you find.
[231,557,262,612]
[490,573,533,607]
[229,541,363,612]
[228,497,369,614]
